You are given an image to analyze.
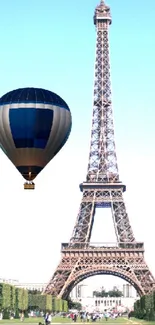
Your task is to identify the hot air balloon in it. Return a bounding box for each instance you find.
[0,87,72,189]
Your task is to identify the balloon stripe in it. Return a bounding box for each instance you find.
[0,103,67,110]
[0,102,69,110]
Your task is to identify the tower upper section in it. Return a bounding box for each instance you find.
[86,0,119,184]
[94,0,112,27]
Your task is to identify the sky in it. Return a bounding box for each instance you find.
[0,0,155,292]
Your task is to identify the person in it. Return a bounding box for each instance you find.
[73,314,77,322]
[45,313,49,325]
[87,314,91,322]
[48,313,52,324]
[104,312,109,321]
[20,312,24,322]
[83,313,86,322]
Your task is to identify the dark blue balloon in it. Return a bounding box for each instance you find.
[0,87,72,183]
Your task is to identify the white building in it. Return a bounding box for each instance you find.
[70,281,139,311]
[71,281,138,298]
[0,277,19,285]
[72,296,138,313]
[123,284,138,298]
[0,277,46,292]
[16,282,46,291]
[70,283,93,299]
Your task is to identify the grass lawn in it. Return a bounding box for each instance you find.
[1,317,155,325]
[0,316,154,324]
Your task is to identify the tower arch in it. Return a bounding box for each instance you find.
[59,268,144,299]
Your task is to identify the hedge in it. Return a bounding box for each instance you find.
[0,283,11,310]
[134,292,155,321]
[0,283,68,317]
[10,286,16,310]
[17,288,28,311]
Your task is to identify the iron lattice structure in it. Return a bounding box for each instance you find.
[44,0,155,298]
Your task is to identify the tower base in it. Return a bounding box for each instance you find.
[44,242,155,299]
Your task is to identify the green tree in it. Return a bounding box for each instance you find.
[108,289,123,297]
[52,296,56,312]
[46,295,52,312]
[28,290,41,295]
[28,293,69,313]
[134,293,155,321]
[93,288,123,298]
[14,288,19,319]
[28,293,46,311]
[18,288,28,311]
[0,284,11,319]
[56,299,63,312]
[63,300,68,312]
[67,298,82,311]
[10,286,16,311]
[0,284,11,309]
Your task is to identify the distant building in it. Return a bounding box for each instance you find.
[0,278,19,285]
[0,277,46,292]
[71,296,138,313]
[16,282,46,292]
[70,283,93,299]
[70,281,139,311]
[123,284,138,298]
[94,296,137,311]
[70,282,138,299]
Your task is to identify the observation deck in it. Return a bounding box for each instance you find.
[61,242,144,252]
[80,182,126,192]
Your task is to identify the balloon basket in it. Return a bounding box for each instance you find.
[24,182,35,190]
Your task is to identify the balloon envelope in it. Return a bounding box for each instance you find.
[0,87,72,181]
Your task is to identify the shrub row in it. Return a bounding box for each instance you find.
[28,294,68,312]
[0,283,68,319]
[134,292,155,321]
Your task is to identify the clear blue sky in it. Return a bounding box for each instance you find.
[0,0,155,290]
[1,0,155,152]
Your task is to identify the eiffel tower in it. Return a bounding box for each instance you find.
[44,0,155,298]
